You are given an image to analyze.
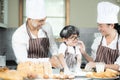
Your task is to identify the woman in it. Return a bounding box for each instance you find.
[80,1,120,71]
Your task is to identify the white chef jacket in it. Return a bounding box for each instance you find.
[91,33,120,70]
[58,43,82,57]
[12,22,58,63]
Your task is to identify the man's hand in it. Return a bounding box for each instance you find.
[49,56,63,68]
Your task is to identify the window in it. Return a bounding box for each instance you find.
[19,0,69,38]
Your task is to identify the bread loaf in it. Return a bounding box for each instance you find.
[86,68,119,78]
[17,61,52,78]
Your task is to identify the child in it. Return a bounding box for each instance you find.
[58,25,85,74]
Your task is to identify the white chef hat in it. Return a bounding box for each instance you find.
[97,1,120,23]
[26,0,46,20]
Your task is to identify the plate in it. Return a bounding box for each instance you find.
[74,71,92,77]
[75,76,119,80]
[75,76,92,79]
[92,76,119,80]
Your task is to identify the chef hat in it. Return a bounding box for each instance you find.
[26,0,46,19]
[97,1,120,23]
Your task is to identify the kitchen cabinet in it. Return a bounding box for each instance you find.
[0,0,8,28]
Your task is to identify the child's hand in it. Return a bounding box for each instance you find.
[64,67,71,74]
[49,56,63,68]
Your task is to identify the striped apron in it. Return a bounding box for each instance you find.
[26,26,50,58]
[65,44,77,69]
[95,35,119,64]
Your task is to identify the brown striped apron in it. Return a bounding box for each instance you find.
[65,43,77,68]
[95,35,119,64]
[26,25,50,58]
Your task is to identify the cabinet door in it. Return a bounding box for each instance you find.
[0,0,8,28]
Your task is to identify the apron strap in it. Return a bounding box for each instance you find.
[42,29,49,38]
[116,35,120,56]
[26,22,48,39]
[26,22,32,39]
[64,42,76,57]
[116,35,119,50]
[99,36,103,46]
[100,35,119,50]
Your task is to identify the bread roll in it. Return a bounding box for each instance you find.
[86,68,118,78]
[105,68,118,75]
[0,70,23,80]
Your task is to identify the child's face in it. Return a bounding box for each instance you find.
[65,34,79,46]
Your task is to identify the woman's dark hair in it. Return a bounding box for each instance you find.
[60,25,79,38]
[114,23,120,35]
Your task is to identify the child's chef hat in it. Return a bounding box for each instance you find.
[26,0,46,19]
[97,1,119,23]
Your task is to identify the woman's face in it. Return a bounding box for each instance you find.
[65,34,79,46]
[97,23,114,36]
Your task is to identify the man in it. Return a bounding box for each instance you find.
[12,0,61,68]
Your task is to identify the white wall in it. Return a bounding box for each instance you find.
[70,0,120,28]
[7,0,120,28]
[8,0,19,27]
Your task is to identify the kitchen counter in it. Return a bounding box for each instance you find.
[52,69,120,80]
[1,62,119,80]
[24,76,119,80]
[0,67,119,80]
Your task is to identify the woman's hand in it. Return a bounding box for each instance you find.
[85,62,96,71]
[78,40,86,54]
